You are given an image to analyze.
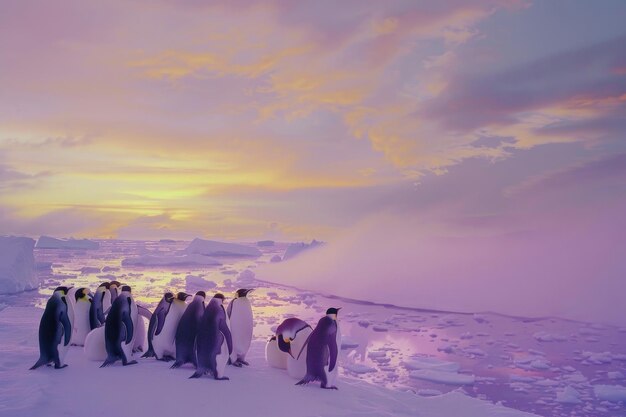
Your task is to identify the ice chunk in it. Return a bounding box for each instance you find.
[36,236,99,250]
[594,385,626,402]
[79,266,101,275]
[402,357,461,373]
[256,240,275,247]
[0,237,39,294]
[410,369,475,385]
[185,275,217,289]
[121,254,221,267]
[282,240,323,260]
[556,386,582,404]
[186,238,261,257]
[344,363,377,374]
[270,255,282,263]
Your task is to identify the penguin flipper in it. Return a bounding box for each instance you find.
[327,327,338,373]
[296,332,314,360]
[122,310,134,345]
[60,310,72,346]
[137,305,152,320]
[219,320,233,356]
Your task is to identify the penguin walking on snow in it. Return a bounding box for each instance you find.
[71,288,92,346]
[30,287,72,370]
[227,288,254,367]
[142,292,174,359]
[295,308,342,389]
[171,291,206,369]
[100,286,137,367]
[152,292,190,361]
[190,294,232,380]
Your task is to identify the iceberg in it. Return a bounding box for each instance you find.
[0,237,39,294]
[36,236,100,250]
[282,240,323,260]
[185,238,261,257]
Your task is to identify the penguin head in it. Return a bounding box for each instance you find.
[277,335,294,357]
[176,292,191,302]
[235,288,253,298]
[109,280,122,289]
[99,282,110,290]
[121,285,132,293]
[195,291,206,299]
[75,287,90,301]
[326,307,341,320]
[213,293,226,304]
[54,286,69,296]
[164,292,175,303]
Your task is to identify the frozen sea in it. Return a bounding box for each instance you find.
[2,239,626,417]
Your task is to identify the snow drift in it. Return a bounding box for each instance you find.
[185,238,261,257]
[36,236,99,250]
[282,240,324,260]
[257,205,626,326]
[0,236,39,294]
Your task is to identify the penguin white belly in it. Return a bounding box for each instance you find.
[287,326,312,379]
[103,291,112,314]
[71,300,91,346]
[133,316,147,352]
[265,338,288,369]
[57,323,69,366]
[153,302,186,358]
[121,299,138,361]
[326,324,342,387]
[84,327,107,361]
[215,333,229,378]
[229,299,253,362]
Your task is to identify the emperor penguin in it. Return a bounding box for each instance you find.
[189,294,232,380]
[107,280,121,309]
[152,292,190,361]
[295,308,342,389]
[100,285,137,367]
[90,283,109,330]
[171,291,206,369]
[227,288,254,367]
[265,317,311,374]
[142,292,174,359]
[71,288,92,346]
[30,287,72,370]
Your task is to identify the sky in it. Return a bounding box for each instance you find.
[1,0,625,241]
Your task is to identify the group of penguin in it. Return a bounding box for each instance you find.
[30,281,343,389]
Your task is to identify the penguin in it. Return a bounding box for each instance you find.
[119,285,139,363]
[133,304,151,353]
[295,308,342,389]
[141,292,174,359]
[265,336,288,370]
[152,292,190,361]
[107,280,121,308]
[70,288,92,346]
[227,288,254,367]
[275,317,312,358]
[189,294,232,380]
[66,286,78,331]
[90,283,109,330]
[100,285,137,367]
[171,291,206,369]
[30,287,72,370]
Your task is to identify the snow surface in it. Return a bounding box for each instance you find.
[121,254,221,267]
[594,385,626,402]
[0,307,539,417]
[36,236,99,250]
[0,237,38,294]
[186,238,261,257]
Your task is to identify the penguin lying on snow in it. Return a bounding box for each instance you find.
[30,287,72,370]
[190,294,233,380]
[295,308,342,389]
[171,291,206,369]
[142,292,174,359]
[100,286,138,367]
[227,288,254,367]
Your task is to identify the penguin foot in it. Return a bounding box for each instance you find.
[231,361,243,368]
[322,386,338,390]
[141,350,155,359]
[239,359,249,366]
[170,361,183,369]
[214,376,230,381]
[189,371,205,379]
[123,360,138,366]
[54,364,68,369]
